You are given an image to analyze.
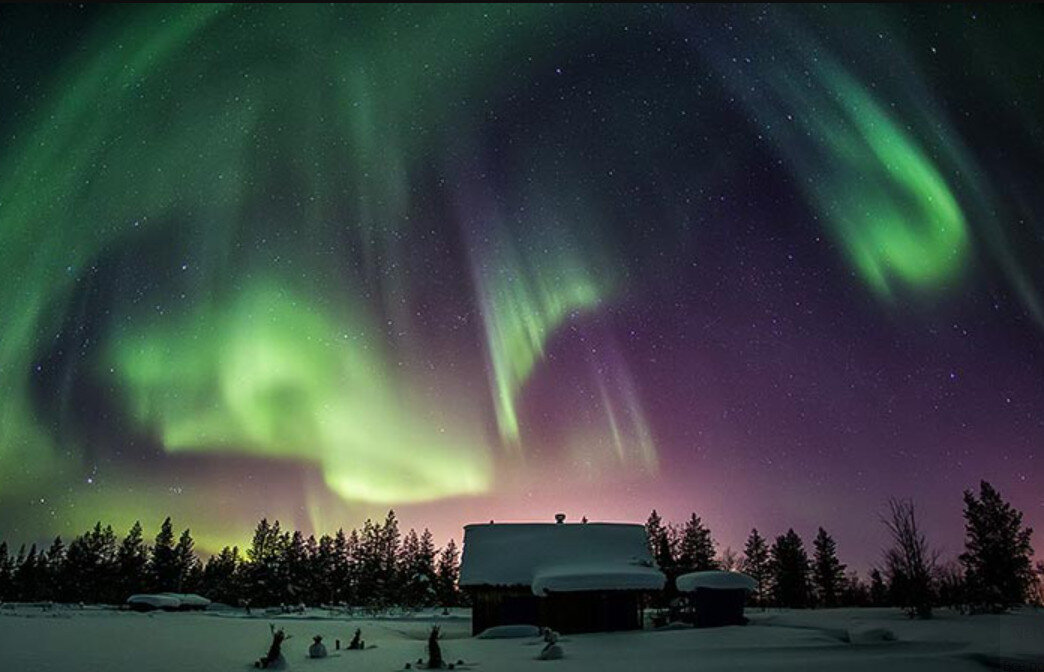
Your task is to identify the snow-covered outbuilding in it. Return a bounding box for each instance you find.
[459,518,665,635]
[675,571,757,627]
[125,593,211,612]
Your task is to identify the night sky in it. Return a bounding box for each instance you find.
[1,4,1042,569]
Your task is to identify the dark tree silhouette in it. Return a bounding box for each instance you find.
[742,529,770,607]
[645,510,676,576]
[0,541,13,601]
[882,498,935,619]
[769,529,811,608]
[811,527,846,608]
[959,481,1035,613]
[117,522,148,598]
[677,513,717,573]
[150,517,178,592]
[868,568,888,607]
[201,546,242,605]
[435,538,461,607]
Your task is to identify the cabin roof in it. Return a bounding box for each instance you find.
[459,521,665,596]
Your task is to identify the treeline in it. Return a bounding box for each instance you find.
[0,510,462,610]
[645,480,1040,618]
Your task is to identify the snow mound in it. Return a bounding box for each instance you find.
[160,593,211,609]
[676,571,758,593]
[476,625,542,639]
[126,593,210,611]
[655,621,695,631]
[846,627,897,644]
[127,594,181,610]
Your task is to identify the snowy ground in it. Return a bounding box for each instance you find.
[1,604,1042,672]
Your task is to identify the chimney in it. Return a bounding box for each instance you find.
[555,513,566,524]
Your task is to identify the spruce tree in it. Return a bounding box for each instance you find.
[245,518,283,606]
[150,517,178,592]
[742,529,769,607]
[43,536,66,602]
[435,539,460,608]
[811,527,846,608]
[677,513,717,573]
[354,518,382,607]
[769,529,811,608]
[173,528,199,593]
[399,529,420,606]
[283,530,308,605]
[0,541,13,601]
[15,544,41,601]
[64,523,118,603]
[959,481,1035,613]
[310,534,336,606]
[116,522,148,599]
[330,528,352,605]
[645,510,675,576]
[201,546,241,605]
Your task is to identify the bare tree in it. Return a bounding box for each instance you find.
[881,498,936,619]
[718,547,740,572]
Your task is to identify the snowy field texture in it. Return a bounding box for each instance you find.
[1,605,1042,672]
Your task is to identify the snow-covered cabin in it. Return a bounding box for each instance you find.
[459,517,665,635]
[675,571,757,627]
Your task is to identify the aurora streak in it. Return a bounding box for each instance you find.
[1,4,1042,564]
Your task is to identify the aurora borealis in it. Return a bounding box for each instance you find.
[1,4,1042,565]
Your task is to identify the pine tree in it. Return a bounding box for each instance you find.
[173,528,199,593]
[116,522,148,599]
[310,534,336,606]
[399,529,420,607]
[0,541,13,601]
[15,544,41,601]
[959,481,1035,613]
[379,510,401,608]
[811,527,846,608]
[330,529,353,605]
[645,510,676,577]
[64,523,119,603]
[769,529,811,608]
[42,537,66,602]
[245,518,285,606]
[354,518,380,607]
[150,517,178,593]
[742,529,770,607]
[435,539,460,608]
[283,530,308,605]
[677,513,717,573]
[201,546,241,605]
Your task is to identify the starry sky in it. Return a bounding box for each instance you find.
[1,4,1041,568]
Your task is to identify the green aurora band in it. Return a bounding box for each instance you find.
[2,4,1034,546]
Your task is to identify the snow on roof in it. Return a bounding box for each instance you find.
[676,571,758,593]
[127,594,182,609]
[532,563,666,594]
[159,593,211,607]
[459,522,665,596]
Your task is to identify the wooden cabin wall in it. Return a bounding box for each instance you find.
[468,587,645,635]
